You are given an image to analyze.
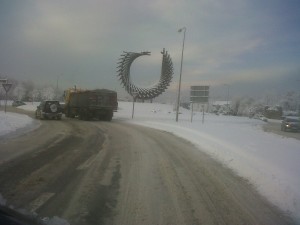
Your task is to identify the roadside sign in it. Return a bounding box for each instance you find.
[2,83,12,92]
[190,86,209,123]
[0,79,8,84]
[190,86,209,103]
[2,83,12,113]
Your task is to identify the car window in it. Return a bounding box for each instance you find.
[286,118,299,122]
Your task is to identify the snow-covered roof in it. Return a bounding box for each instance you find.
[212,101,231,106]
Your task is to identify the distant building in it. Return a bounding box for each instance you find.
[211,101,232,115]
[264,106,283,119]
[212,101,230,106]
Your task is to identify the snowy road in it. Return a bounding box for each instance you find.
[263,120,300,140]
[0,115,295,224]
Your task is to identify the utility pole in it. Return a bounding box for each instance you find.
[176,27,186,122]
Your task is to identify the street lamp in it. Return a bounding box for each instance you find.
[176,27,186,122]
[56,73,63,91]
[56,74,63,100]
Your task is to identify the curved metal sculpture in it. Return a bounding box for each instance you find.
[117,49,173,100]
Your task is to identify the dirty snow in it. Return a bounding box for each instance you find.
[0,193,69,225]
[1,101,300,222]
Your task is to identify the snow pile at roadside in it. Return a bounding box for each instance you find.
[0,111,34,137]
[115,101,300,221]
[17,102,40,111]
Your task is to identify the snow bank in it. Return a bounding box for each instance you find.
[18,102,40,111]
[115,101,300,221]
[0,111,34,137]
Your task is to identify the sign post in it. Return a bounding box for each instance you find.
[0,79,8,107]
[131,92,139,119]
[190,86,209,123]
[202,105,205,124]
[190,101,194,122]
[2,83,12,113]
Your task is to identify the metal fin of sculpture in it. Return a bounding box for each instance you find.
[117,49,173,100]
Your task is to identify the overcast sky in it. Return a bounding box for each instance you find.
[0,0,299,100]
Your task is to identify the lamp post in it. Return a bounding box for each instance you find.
[176,27,186,122]
[56,74,63,100]
[56,74,63,91]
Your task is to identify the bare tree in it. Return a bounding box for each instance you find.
[30,89,42,102]
[41,86,55,100]
[12,84,26,101]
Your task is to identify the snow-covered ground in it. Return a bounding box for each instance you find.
[1,101,300,221]
[0,101,40,138]
[0,111,34,137]
[115,101,300,221]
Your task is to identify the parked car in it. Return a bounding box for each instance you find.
[281,117,300,132]
[35,100,63,120]
[259,116,268,122]
[12,100,26,107]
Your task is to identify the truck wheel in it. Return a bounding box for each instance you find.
[65,108,71,118]
[106,111,113,121]
[79,111,86,120]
